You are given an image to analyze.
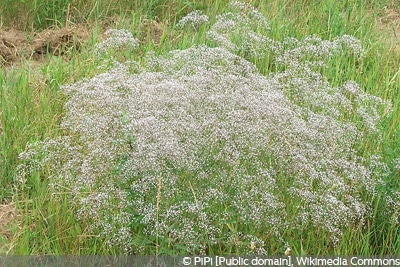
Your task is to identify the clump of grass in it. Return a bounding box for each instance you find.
[1,0,72,29]
[15,2,398,255]
[0,0,213,30]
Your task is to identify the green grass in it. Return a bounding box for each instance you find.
[1,0,400,255]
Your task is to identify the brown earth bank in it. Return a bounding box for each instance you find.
[0,25,89,66]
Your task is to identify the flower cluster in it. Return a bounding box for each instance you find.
[207,6,272,57]
[385,191,400,225]
[94,29,139,56]
[393,158,400,171]
[176,10,209,29]
[273,34,365,69]
[16,1,395,253]
[206,1,270,57]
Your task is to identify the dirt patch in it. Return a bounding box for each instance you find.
[0,28,28,64]
[141,20,164,46]
[378,8,400,49]
[0,26,89,66]
[0,202,21,254]
[381,8,400,24]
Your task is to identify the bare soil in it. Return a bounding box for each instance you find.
[141,19,164,46]
[378,8,400,51]
[0,25,89,66]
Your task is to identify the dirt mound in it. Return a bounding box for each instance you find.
[0,28,28,64]
[0,26,89,66]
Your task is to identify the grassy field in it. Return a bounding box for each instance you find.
[1,0,400,255]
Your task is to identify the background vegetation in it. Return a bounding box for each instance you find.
[1,0,399,255]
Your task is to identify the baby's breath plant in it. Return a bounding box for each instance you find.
[16,1,397,254]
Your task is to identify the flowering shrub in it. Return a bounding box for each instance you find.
[16,1,395,254]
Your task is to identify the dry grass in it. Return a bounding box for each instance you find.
[378,8,400,52]
[0,202,21,254]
